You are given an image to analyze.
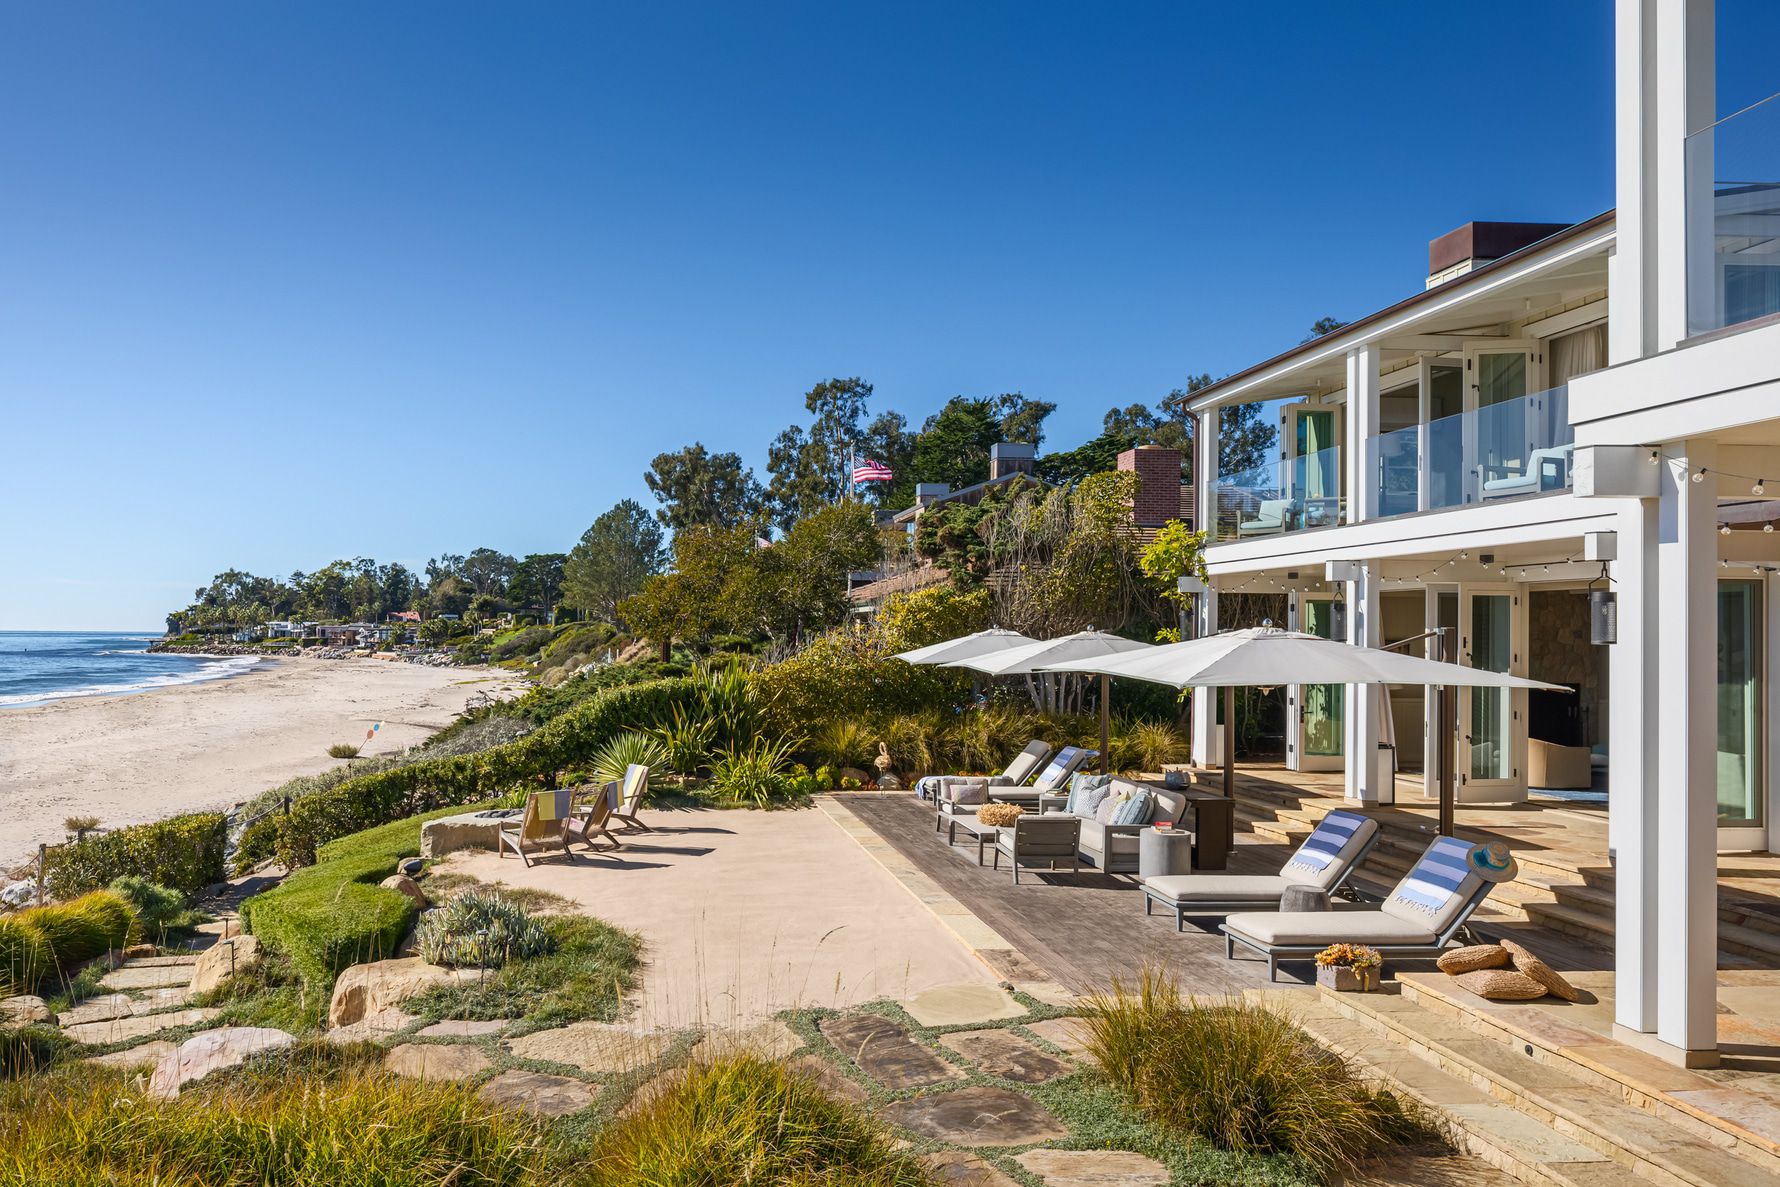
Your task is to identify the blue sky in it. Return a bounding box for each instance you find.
[1,2,1770,629]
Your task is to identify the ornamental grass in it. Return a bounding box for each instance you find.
[1076,967,1424,1179]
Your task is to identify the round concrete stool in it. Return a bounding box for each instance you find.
[1279,885,1331,913]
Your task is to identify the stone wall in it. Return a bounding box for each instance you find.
[1528,590,1608,748]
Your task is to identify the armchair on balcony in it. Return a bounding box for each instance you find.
[1237,499,1295,536]
[1478,443,1575,501]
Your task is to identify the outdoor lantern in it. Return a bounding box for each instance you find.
[1590,588,1618,645]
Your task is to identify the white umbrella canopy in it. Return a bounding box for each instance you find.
[945,629,1155,775]
[1037,626,1564,691]
[893,628,1037,666]
[941,629,1154,676]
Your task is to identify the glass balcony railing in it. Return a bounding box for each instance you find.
[1209,444,1344,541]
[1688,92,1780,336]
[1366,385,1572,517]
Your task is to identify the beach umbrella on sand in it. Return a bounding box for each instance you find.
[944,629,1155,775]
[1039,625,1564,828]
[893,628,1037,666]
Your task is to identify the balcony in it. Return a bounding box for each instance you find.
[1209,443,1344,541]
[1688,93,1780,337]
[1367,385,1573,517]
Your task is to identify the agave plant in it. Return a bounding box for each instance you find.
[590,730,672,788]
[654,704,717,775]
[707,735,802,807]
[415,890,555,969]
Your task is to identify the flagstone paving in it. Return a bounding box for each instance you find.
[100,963,195,991]
[938,1028,1070,1084]
[903,983,1024,1027]
[1021,1016,1092,1060]
[505,1020,673,1075]
[690,1017,803,1061]
[787,1052,868,1104]
[477,1069,599,1117]
[324,1008,417,1044]
[64,1008,218,1046]
[415,1018,509,1039]
[918,1150,1022,1186]
[883,1085,1070,1146]
[384,1042,492,1082]
[1013,1149,1170,1185]
[84,1039,178,1070]
[59,988,191,1025]
[820,1013,967,1090]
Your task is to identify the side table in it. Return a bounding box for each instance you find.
[1137,828,1194,878]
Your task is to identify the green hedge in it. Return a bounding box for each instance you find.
[43,813,227,899]
[240,807,472,987]
[274,677,699,867]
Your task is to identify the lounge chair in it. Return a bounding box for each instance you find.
[610,763,652,832]
[499,789,576,867]
[1478,443,1575,500]
[990,814,1084,884]
[984,745,1096,807]
[567,781,623,853]
[918,740,1051,802]
[1237,498,1294,536]
[1220,835,1502,981]
[1140,809,1380,929]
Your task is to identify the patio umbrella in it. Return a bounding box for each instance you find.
[893,628,1037,666]
[1039,625,1564,828]
[944,629,1155,775]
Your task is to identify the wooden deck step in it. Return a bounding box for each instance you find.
[1267,986,1780,1187]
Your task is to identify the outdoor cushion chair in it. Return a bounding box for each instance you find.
[1220,835,1503,981]
[1140,808,1380,929]
[1478,443,1575,500]
[983,745,1096,807]
[990,814,1084,884]
[499,788,577,867]
[567,781,623,853]
[1237,499,1293,536]
[918,740,1051,802]
[610,763,652,832]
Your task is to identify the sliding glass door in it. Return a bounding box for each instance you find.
[1718,580,1765,840]
[1287,592,1345,772]
[1459,587,1525,802]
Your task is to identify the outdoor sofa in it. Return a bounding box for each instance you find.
[1220,835,1501,981]
[1139,808,1380,929]
[1042,777,1191,874]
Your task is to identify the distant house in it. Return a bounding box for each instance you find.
[264,620,318,639]
[387,610,421,624]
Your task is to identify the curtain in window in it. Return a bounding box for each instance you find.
[1548,325,1606,386]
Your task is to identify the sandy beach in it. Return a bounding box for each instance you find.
[0,658,526,870]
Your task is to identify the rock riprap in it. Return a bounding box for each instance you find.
[478,1069,599,1117]
[149,1027,295,1098]
[884,1085,1068,1146]
[819,1014,965,1090]
[938,1028,1069,1084]
[328,957,470,1027]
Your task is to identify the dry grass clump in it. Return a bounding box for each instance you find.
[0,1068,548,1186]
[1077,968,1423,1179]
[584,1054,932,1187]
[0,891,137,996]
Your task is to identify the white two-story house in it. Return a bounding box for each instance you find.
[1182,0,1779,1066]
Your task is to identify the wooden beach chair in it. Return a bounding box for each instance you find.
[568,780,624,853]
[610,763,652,833]
[498,789,575,867]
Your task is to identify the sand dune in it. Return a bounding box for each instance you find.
[0,658,526,871]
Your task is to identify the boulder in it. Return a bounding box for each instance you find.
[189,935,262,997]
[0,995,53,1029]
[380,875,428,910]
[149,1026,295,1098]
[328,957,460,1027]
[123,944,159,960]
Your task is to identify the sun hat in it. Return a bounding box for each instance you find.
[1467,841,1518,883]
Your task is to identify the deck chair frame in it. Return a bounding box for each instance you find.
[1220,878,1496,982]
[1140,826,1383,930]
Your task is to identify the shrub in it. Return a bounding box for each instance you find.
[752,629,966,742]
[0,1069,550,1184]
[584,1054,930,1187]
[488,625,553,664]
[1078,969,1417,1178]
[42,812,226,898]
[108,876,194,938]
[653,703,716,774]
[589,730,670,789]
[326,743,362,760]
[0,919,49,998]
[708,736,802,807]
[415,891,555,970]
[62,815,99,837]
[0,893,136,994]
[806,718,877,771]
[274,677,699,867]
[405,913,639,1029]
[1120,718,1188,773]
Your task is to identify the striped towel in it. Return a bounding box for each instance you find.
[537,789,571,823]
[1286,810,1366,874]
[917,776,945,802]
[1392,837,1475,915]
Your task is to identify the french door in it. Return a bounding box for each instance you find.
[1286,591,1345,773]
[1458,586,1527,803]
[1461,343,1543,503]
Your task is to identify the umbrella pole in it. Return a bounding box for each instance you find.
[1099,673,1111,776]
[1222,686,1235,802]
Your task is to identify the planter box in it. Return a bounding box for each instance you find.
[1316,965,1378,993]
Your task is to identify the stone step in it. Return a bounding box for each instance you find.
[1314,981,1780,1183]
[1254,992,1625,1186]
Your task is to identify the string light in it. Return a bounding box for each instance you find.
[1755,479,1767,496]
[1693,467,1707,484]
[1721,524,1733,536]
[1766,523,1775,534]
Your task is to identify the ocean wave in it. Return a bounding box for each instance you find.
[0,655,267,708]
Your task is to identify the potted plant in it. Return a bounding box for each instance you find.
[1314,943,1383,992]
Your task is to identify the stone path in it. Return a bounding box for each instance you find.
[820,1013,966,1090]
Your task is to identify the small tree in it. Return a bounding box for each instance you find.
[1138,520,1209,642]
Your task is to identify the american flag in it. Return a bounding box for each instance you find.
[852,457,895,483]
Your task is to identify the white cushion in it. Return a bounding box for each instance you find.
[1143,874,1292,904]
[1223,910,1437,948]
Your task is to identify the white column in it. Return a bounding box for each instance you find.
[1191,584,1221,768]
[1611,499,1660,1038]
[1346,343,1381,524]
[1653,440,1719,1062]
[1344,560,1384,802]
[1195,407,1218,538]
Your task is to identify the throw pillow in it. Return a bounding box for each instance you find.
[1454,969,1548,1001]
[1499,938,1583,1003]
[947,779,989,806]
[1437,944,1509,975]
[1065,772,1112,816]
[1105,786,1154,827]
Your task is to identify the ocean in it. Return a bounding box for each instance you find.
[0,631,264,709]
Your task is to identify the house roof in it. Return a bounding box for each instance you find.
[889,472,1052,524]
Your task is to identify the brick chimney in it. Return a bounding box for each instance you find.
[1426,220,1571,288]
[989,442,1036,480]
[1118,444,1185,528]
